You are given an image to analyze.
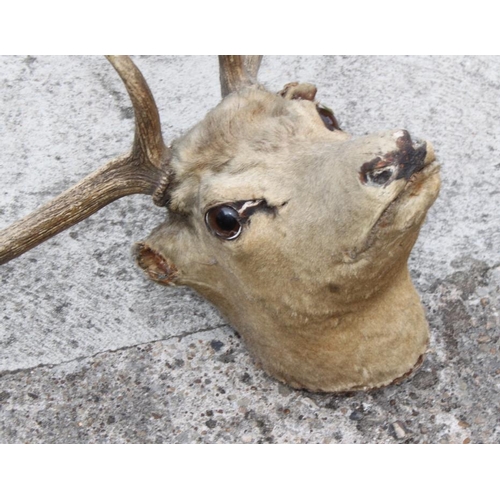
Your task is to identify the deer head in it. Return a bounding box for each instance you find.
[0,56,440,393]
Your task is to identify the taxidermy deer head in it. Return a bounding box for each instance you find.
[0,56,440,393]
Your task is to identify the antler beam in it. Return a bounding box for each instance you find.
[218,55,263,97]
[0,55,171,265]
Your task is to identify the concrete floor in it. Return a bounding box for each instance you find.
[0,55,498,443]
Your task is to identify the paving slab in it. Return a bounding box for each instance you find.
[0,56,499,443]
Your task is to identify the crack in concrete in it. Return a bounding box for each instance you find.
[0,322,229,378]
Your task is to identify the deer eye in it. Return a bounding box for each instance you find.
[205,205,242,240]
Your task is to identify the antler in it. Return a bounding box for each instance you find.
[218,55,263,97]
[0,56,171,265]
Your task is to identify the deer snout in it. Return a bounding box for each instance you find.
[359,129,434,187]
[393,129,435,178]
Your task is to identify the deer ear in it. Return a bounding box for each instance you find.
[134,242,179,286]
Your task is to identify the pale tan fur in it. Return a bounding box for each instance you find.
[137,86,441,392]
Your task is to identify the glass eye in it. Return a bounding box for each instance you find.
[205,205,242,240]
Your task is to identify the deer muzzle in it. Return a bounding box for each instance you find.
[359,130,436,187]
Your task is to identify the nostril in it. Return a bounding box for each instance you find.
[364,165,396,186]
[359,156,399,187]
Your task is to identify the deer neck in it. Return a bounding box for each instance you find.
[223,266,429,393]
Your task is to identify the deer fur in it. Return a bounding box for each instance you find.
[135,86,441,392]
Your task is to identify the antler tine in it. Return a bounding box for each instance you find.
[106,56,167,167]
[219,55,263,97]
[0,55,171,265]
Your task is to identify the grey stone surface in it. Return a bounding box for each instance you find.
[0,56,499,443]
